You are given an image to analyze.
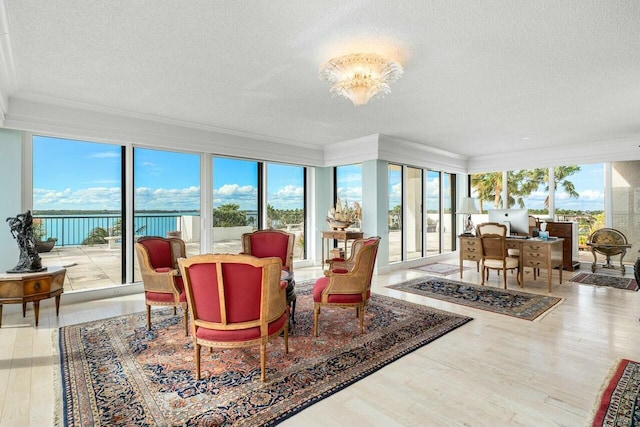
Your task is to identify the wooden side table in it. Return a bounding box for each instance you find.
[321,230,364,266]
[0,266,66,327]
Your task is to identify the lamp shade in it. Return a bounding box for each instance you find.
[456,197,479,215]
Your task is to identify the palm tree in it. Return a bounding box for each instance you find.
[524,166,580,208]
[472,166,580,211]
[471,172,502,211]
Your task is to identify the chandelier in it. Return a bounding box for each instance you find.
[318,53,403,106]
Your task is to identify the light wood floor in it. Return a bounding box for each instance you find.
[0,263,638,426]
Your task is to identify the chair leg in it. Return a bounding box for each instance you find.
[260,340,267,382]
[502,267,507,289]
[195,343,201,380]
[283,321,289,354]
[359,305,365,334]
[183,307,188,336]
[313,305,320,337]
[481,265,486,285]
[146,304,151,330]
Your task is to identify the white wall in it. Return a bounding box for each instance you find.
[0,129,22,272]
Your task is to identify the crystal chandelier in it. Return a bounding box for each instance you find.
[318,53,403,106]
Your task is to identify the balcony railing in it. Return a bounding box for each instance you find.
[35,214,197,246]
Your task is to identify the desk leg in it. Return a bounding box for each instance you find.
[322,237,326,266]
[33,301,40,327]
[56,295,62,316]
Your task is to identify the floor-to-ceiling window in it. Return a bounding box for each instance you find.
[212,157,259,253]
[32,135,124,290]
[266,163,306,260]
[425,170,441,255]
[612,161,640,253]
[335,164,362,230]
[388,164,403,263]
[407,167,423,260]
[133,148,201,281]
[443,172,454,252]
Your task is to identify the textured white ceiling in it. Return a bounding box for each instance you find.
[3,0,640,158]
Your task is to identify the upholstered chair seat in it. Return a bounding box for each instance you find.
[135,236,188,335]
[313,236,380,336]
[178,253,289,382]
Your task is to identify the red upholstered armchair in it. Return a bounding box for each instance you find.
[135,236,188,335]
[313,236,381,336]
[178,253,289,382]
[241,229,295,272]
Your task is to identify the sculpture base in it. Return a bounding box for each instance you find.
[6,266,48,274]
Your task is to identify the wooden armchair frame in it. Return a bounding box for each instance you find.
[135,236,188,334]
[313,236,380,336]
[178,253,289,382]
[241,229,295,272]
[477,223,521,289]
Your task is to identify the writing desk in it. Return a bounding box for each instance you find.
[0,266,65,327]
[321,230,363,265]
[459,235,564,292]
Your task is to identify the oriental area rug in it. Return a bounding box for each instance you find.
[388,276,563,321]
[411,262,470,276]
[590,359,640,427]
[56,282,471,426]
[570,272,639,292]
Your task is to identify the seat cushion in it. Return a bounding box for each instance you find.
[484,257,519,269]
[312,276,369,304]
[507,249,520,257]
[195,311,288,342]
[145,291,176,303]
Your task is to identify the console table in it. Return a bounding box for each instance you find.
[0,266,65,327]
[321,230,363,266]
[459,236,564,292]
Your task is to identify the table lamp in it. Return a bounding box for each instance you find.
[456,197,479,236]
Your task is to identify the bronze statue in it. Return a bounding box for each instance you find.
[6,210,46,273]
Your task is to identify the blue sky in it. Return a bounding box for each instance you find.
[32,136,604,213]
[33,137,304,211]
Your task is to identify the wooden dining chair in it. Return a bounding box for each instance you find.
[477,223,521,289]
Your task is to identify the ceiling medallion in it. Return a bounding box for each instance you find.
[319,53,403,106]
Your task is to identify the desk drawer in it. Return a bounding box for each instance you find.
[461,240,480,260]
[23,277,52,296]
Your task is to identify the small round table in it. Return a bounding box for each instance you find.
[281,270,296,324]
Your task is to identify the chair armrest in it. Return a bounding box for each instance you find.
[140,268,181,294]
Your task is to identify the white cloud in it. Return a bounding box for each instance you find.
[90,152,120,159]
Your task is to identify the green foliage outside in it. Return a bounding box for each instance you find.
[471,166,581,211]
[471,166,605,245]
[83,219,146,245]
[267,204,303,229]
[213,204,249,227]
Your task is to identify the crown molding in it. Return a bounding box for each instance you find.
[5,96,326,167]
[467,136,640,173]
[377,134,468,173]
[0,0,18,126]
[9,91,321,150]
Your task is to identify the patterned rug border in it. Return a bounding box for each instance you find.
[411,263,471,276]
[589,358,640,427]
[569,272,639,292]
[56,282,473,426]
[388,276,564,321]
